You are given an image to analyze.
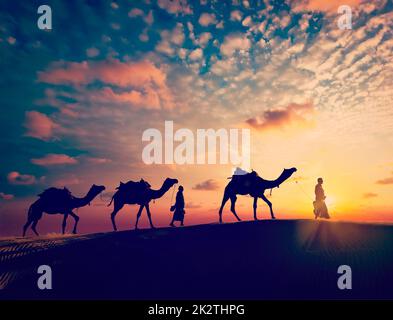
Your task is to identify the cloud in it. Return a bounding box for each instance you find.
[39,59,165,87]
[192,179,219,190]
[128,8,144,18]
[31,154,78,166]
[292,0,362,13]
[111,23,120,30]
[87,86,162,109]
[189,48,203,61]
[363,192,378,199]
[156,23,185,56]
[157,0,192,15]
[38,59,175,110]
[230,10,243,21]
[24,111,58,141]
[199,13,217,26]
[220,33,251,57]
[85,157,112,164]
[7,171,36,185]
[186,202,202,209]
[246,102,315,131]
[376,174,393,185]
[0,192,14,200]
[7,36,16,45]
[86,47,100,58]
[128,8,154,25]
[53,175,81,187]
[196,32,212,47]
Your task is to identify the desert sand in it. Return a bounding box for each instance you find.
[1,219,393,299]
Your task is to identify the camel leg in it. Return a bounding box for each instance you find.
[218,191,230,223]
[230,195,241,222]
[23,220,32,237]
[134,205,144,230]
[69,211,80,234]
[145,203,155,229]
[253,197,258,220]
[110,200,124,231]
[23,204,42,237]
[62,213,69,234]
[261,194,275,219]
[31,220,39,236]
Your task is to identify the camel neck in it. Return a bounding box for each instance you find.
[71,189,97,208]
[150,182,172,199]
[263,171,291,189]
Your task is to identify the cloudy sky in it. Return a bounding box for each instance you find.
[1,0,393,236]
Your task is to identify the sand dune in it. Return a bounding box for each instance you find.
[1,219,393,299]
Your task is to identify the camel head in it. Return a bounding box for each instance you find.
[87,184,106,198]
[278,168,297,185]
[283,167,297,178]
[70,184,106,209]
[164,178,179,188]
[272,168,297,188]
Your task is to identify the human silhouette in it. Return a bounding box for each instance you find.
[170,185,185,227]
[219,168,297,223]
[313,177,330,219]
[108,177,178,230]
[22,184,106,236]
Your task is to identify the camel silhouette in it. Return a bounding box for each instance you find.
[22,184,105,236]
[219,168,297,223]
[108,177,178,230]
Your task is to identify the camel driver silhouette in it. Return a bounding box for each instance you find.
[170,185,185,227]
[313,178,330,219]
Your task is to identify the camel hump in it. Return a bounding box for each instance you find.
[116,179,151,192]
[38,187,73,201]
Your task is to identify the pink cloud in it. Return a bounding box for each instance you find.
[53,175,81,187]
[192,179,219,190]
[220,33,251,57]
[24,111,58,141]
[0,192,14,200]
[292,0,362,13]
[246,102,315,131]
[31,154,78,166]
[128,8,144,17]
[199,13,217,26]
[38,59,174,109]
[88,86,161,109]
[7,171,36,185]
[376,175,393,185]
[39,59,164,87]
[157,0,192,15]
[363,192,378,199]
[86,47,100,58]
[85,157,112,164]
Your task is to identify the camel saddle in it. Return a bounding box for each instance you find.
[38,187,73,202]
[228,170,261,189]
[116,179,151,193]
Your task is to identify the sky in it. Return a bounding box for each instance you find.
[0,0,393,236]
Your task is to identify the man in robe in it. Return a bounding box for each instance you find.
[314,177,330,219]
[170,185,185,227]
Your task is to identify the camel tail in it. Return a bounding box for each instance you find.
[107,195,114,207]
[27,204,33,219]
